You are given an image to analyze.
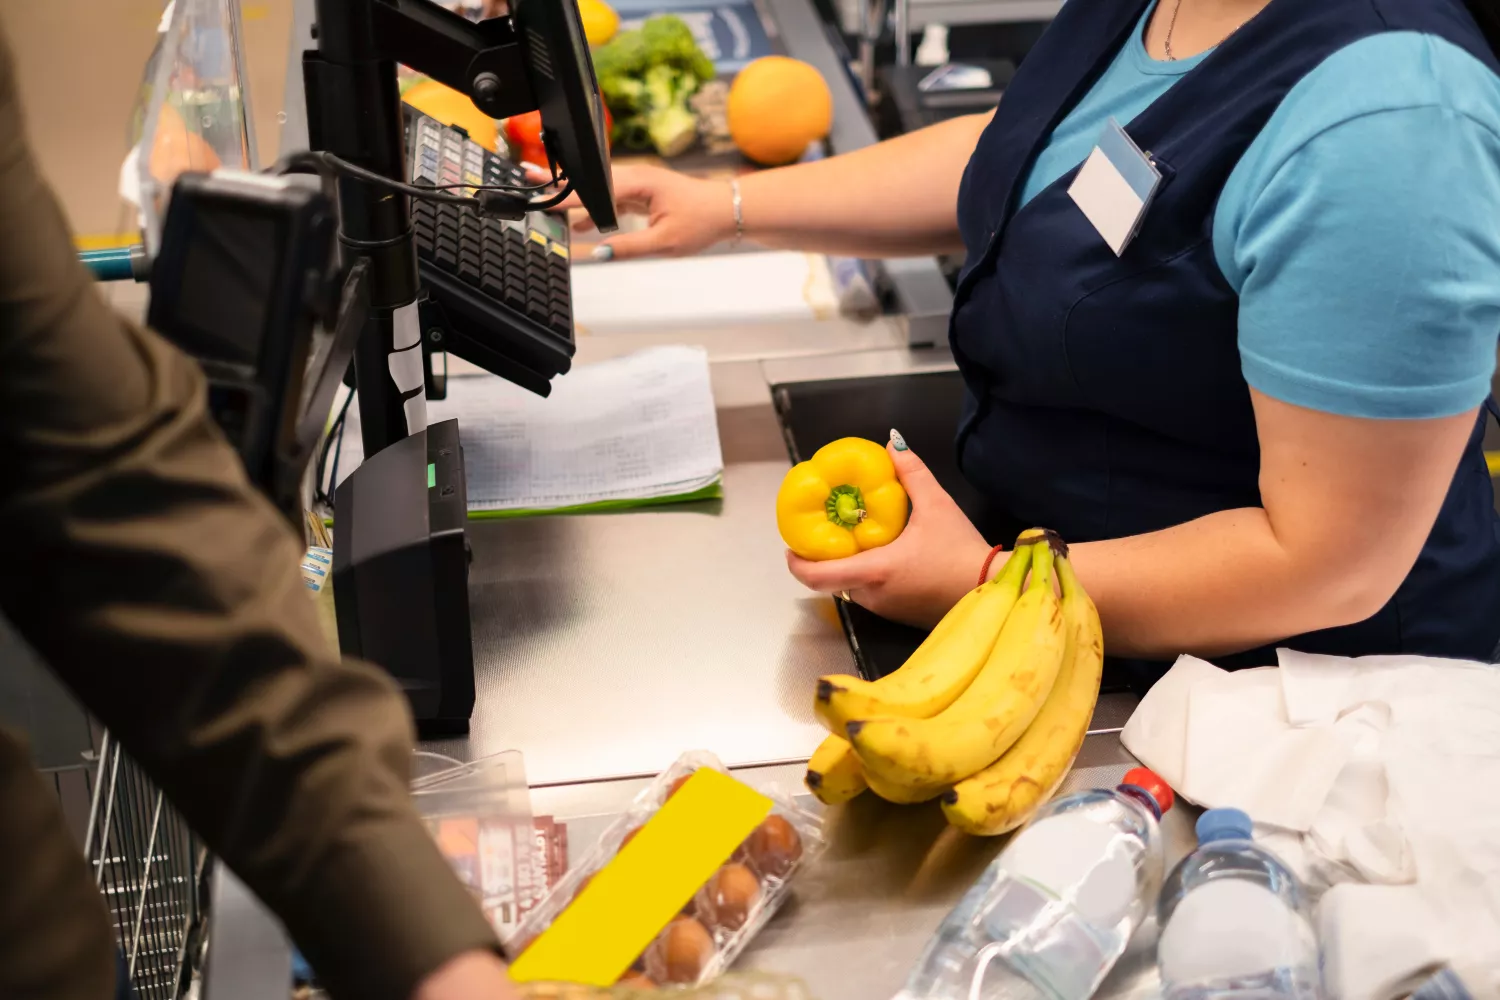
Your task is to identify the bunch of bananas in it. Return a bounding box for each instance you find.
[803,530,1104,835]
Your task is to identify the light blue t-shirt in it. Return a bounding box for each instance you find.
[1016,10,1500,419]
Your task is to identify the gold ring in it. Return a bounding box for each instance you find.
[840,591,852,602]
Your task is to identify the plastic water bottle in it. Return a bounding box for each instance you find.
[1156,808,1323,1000]
[897,767,1175,1000]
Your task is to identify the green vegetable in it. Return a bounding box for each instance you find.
[592,14,715,157]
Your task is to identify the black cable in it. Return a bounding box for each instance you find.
[527,179,575,211]
[269,150,567,215]
[314,389,356,507]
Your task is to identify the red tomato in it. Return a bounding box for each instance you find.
[504,110,547,165]
[505,103,614,164]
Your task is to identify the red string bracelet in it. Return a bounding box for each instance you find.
[978,544,1006,587]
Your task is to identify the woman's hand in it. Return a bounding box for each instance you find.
[786,434,993,628]
[551,164,736,261]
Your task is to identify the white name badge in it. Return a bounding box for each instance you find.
[1067,118,1162,256]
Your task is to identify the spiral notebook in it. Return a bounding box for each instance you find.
[331,346,724,516]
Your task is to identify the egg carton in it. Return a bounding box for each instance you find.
[510,751,826,988]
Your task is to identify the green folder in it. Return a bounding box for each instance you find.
[466,479,723,519]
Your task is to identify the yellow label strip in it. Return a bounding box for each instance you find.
[74,233,140,252]
[508,769,772,986]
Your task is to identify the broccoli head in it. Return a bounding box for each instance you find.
[591,23,650,82]
[638,15,717,84]
[592,14,716,156]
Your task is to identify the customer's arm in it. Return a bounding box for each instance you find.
[569,111,993,260]
[0,29,507,1000]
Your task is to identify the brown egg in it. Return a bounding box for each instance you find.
[617,971,656,989]
[643,916,716,984]
[697,862,762,932]
[740,815,803,879]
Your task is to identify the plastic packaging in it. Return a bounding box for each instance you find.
[511,751,825,988]
[1157,808,1324,1000]
[898,767,1174,1000]
[134,0,258,251]
[515,971,817,1000]
[410,751,542,946]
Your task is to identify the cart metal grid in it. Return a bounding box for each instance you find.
[75,733,208,1000]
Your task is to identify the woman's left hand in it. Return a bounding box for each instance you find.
[785,437,994,628]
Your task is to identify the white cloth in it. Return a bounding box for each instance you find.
[1120,651,1500,1000]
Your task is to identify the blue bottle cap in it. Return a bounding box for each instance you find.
[1196,807,1253,844]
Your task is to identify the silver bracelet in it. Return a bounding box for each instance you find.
[730,177,744,244]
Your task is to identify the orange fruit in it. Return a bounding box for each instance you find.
[727,57,833,166]
[403,78,500,153]
[149,101,223,186]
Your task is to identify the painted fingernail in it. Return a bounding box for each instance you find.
[591,244,615,262]
[890,428,908,451]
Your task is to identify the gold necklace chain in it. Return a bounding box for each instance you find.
[1163,0,1253,62]
[1164,0,1184,60]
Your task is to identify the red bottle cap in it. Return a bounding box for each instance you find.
[1122,767,1174,815]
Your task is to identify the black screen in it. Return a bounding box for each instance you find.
[173,207,282,368]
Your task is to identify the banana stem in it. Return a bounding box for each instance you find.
[1029,537,1055,592]
[1056,553,1078,599]
[992,537,1034,588]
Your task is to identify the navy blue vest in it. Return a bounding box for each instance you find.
[951,0,1500,672]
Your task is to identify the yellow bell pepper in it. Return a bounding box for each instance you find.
[776,437,909,561]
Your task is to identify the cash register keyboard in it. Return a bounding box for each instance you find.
[404,106,575,392]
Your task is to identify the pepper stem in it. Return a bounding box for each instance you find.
[825,484,867,529]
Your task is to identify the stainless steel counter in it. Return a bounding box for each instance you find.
[208,339,1184,1000]
[430,343,1187,999]
[427,342,962,787]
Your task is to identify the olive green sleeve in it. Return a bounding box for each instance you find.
[0,25,498,1000]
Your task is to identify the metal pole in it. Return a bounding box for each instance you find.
[307,0,425,458]
[894,0,911,66]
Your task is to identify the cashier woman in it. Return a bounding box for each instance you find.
[0,23,518,1000]
[576,0,1500,675]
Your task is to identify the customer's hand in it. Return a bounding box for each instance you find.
[550,164,737,260]
[412,950,520,1000]
[786,436,993,628]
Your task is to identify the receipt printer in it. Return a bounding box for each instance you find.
[332,418,475,735]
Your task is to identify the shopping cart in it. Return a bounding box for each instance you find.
[80,733,208,1000]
